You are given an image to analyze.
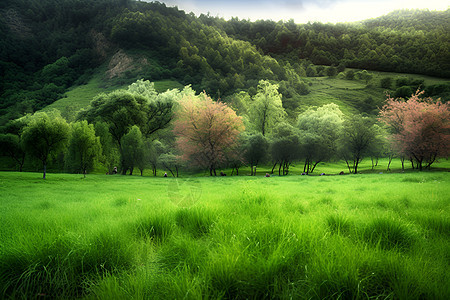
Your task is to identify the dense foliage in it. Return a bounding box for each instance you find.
[1,0,449,126]
[219,10,450,77]
[173,93,244,176]
[380,91,450,170]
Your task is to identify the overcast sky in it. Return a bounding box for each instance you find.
[152,0,448,23]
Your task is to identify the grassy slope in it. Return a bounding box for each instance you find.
[297,69,450,115]
[0,171,448,298]
[44,69,184,122]
[43,59,449,121]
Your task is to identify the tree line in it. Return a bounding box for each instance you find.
[1,80,448,178]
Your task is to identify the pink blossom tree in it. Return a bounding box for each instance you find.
[173,93,244,176]
[379,90,449,170]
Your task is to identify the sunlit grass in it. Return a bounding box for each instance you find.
[0,171,449,299]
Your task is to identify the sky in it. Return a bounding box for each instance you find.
[153,0,449,23]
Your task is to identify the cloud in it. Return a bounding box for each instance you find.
[152,0,449,23]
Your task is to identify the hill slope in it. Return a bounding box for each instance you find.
[0,0,449,125]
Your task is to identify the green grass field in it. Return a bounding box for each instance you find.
[0,171,448,299]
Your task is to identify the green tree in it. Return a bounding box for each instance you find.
[248,80,286,136]
[297,103,344,174]
[242,132,269,176]
[326,66,337,77]
[338,116,380,174]
[380,77,393,89]
[0,134,26,171]
[22,111,70,179]
[356,70,373,85]
[66,120,102,177]
[147,139,165,176]
[270,122,301,176]
[159,153,182,177]
[94,121,120,174]
[345,70,355,80]
[79,80,176,172]
[121,125,145,175]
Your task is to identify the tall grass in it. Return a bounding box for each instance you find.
[0,171,449,299]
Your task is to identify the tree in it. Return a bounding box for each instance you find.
[242,132,269,176]
[66,120,102,177]
[248,80,286,136]
[379,91,449,170]
[326,66,337,77]
[380,77,393,89]
[338,115,380,174]
[159,153,182,177]
[147,139,165,176]
[356,70,373,85]
[127,80,175,137]
[121,125,145,175]
[270,122,301,176]
[22,111,70,179]
[0,134,26,171]
[94,121,120,174]
[174,93,244,176]
[297,104,344,174]
[79,90,146,171]
[79,80,176,173]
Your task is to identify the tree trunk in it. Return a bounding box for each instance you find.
[14,154,25,172]
[278,161,282,176]
[410,158,415,170]
[425,153,437,169]
[43,160,47,179]
[284,162,289,175]
[311,161,320,173]
[387,155,393,171]
[271,162,277,174]
[344,158,352,174]
[354,156,361,174]
[163,163,175,177]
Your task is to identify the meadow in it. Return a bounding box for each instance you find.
[0,170,449,299]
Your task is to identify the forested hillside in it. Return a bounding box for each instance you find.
[0,0,449,126]
[219,9,449,76]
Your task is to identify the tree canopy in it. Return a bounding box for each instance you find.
[21,111,70,178]
[173,93,244,176]
[379,91,449,169]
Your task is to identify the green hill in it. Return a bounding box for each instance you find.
[0,0,449,126]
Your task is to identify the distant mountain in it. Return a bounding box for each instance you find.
[363,9,450,32]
